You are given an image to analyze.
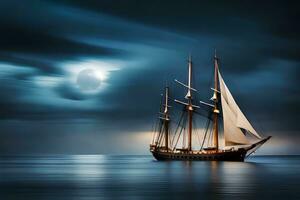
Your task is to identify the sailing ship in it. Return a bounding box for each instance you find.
[150,52,271,161]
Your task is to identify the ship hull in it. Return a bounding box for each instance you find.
[151,149,247,161]
[150,136,271,162]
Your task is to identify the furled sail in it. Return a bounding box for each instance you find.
[218,71,261,146]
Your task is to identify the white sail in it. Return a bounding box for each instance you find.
[218,71,261,146]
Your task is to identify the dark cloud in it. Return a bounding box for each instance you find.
[0,27,128,76]
[61,0,300,72]
[55,82,96,101]
[58,1,299,37]
[0,27,125,59]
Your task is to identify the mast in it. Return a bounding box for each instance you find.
[174,55,199,152]
[187,55,193,151]
[163,86,170,151]
[212,50,219,150]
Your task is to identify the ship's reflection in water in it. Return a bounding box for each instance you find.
[0,155,299,200]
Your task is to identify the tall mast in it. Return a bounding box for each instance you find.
[174,55,199,151]
[163,86,170,151]
[212,50,219,150]
[186,55,193,151]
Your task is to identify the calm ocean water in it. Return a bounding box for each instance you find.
[0,155,299,200]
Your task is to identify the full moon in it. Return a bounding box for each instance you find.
[76,69,101,91]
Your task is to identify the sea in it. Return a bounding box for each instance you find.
[0,155,299,200]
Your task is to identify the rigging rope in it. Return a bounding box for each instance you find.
[173,113,187,151]
[171,110,185,147]
[155,120,163,145]
[192,116,202,148]
[158,124,165,147]
[200,112,212,150]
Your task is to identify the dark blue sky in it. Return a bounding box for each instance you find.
[0,0,299,154]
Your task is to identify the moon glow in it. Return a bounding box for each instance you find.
[76,69,101,91]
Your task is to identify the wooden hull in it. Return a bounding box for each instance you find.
[151,149,247,161]
[150,136,271,162]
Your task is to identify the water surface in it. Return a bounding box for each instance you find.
[0,155,299,199]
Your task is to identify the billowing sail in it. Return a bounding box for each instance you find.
[218,71,261,146]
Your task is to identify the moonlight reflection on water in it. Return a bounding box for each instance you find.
[0,155,299,200]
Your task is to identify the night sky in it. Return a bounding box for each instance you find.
[0,0,299,155]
